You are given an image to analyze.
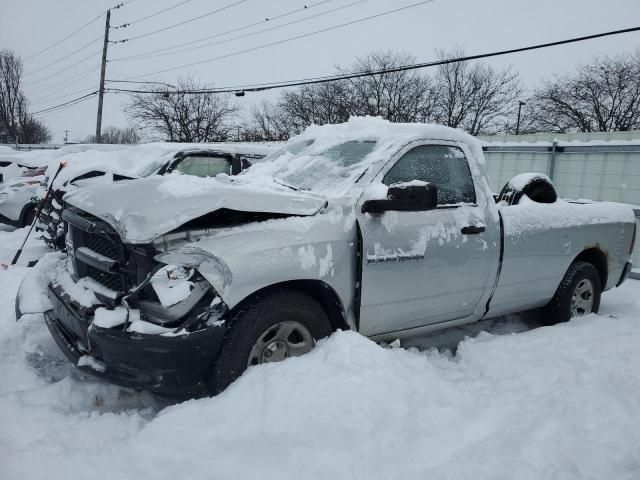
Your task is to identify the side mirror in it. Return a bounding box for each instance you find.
[361,183,438,214]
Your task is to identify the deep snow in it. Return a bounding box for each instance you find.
[1,244,639,478]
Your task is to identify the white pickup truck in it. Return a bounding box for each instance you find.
[34,117,636,397]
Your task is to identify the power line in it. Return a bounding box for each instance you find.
[31,92,98,116]
[105,25,640,96]
[23,35,102,78]
[121,0,436,79]
[112,0,249,44]
[112,0,196,29]
[105,79,178,88]
[30,87,98,108]
[111,0,368,63]
[24,49,102,87]
[24,12,104,61]
[23,1,128,62]
[109,0,334,61]
[26,65,99,99]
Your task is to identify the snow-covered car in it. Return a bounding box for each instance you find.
[0,155,46,186]
[33,117,636,397]
[35,143,275,249]
[0,169,46,227]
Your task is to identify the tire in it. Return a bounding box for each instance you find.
[22,205,36,227]
[498,176,557,205]
[543,261,601,325]
[210,290,333,394]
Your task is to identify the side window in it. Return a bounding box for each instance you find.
[176,156,230,177]
[383,145,476,205]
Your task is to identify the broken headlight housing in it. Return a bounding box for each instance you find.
[132,264,224,330]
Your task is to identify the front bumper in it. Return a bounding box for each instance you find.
[45,284,226,398]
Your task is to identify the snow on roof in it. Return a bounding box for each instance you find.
[294,116,481,149]
[244,117,485,197]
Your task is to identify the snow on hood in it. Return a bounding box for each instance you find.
[44,142,277,190]
[64,173,327,243]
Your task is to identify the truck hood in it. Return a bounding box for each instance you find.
[64,174,327,244]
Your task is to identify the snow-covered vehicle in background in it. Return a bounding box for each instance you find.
[33,118,636,398]
[0,168,46,227]
[0,145,129,228]
[0,148,49,227]
[0,154,47,185]
[35,143,275,250]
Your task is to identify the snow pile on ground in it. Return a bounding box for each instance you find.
[0,247,639,479]
[0,225,49,266]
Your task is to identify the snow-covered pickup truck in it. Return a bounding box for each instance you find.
[35,117,636,397]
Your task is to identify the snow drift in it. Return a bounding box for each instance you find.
[0,256,639,479]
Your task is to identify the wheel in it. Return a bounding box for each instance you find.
[543,261,601,325]
[210,290,333,394]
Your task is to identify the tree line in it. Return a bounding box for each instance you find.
[128,48,640,142]
[2,47,639,144]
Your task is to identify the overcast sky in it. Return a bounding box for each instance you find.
[1,0,639,143]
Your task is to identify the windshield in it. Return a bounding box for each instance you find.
[273,140,377,193]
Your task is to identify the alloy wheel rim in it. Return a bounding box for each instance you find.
[570,279,595,317]
[248,321,314,367]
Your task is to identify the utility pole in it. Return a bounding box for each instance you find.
[515,100,526,135]
[64,130,69,144]
[95,9,111,144]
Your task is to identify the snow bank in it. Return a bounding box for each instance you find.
[0,226,50,266]
[1,247,640,479]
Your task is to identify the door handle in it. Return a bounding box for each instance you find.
[461,225,486,235]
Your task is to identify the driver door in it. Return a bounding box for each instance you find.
[357,142,499,337]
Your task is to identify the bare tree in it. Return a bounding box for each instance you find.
[0,49,51,144]
[530,50,640,133]
[244,100,291,141]
[432,49,522,135]
[249,50,521,137]
[279,80,353,133]
[0,49,25,142]
[126,78,238,142]
[250,52,437,138]
[83,125,139,144]
[345,51,436,123]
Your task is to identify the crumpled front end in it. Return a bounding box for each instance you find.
[44,205,229,397]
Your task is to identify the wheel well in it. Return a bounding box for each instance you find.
[573,247,608,288]
[228,280,350,332]
[19,202,36,226]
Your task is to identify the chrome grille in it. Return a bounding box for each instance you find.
[64,208,127,293]
[83,231,120,259]
[85,264,124,292]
